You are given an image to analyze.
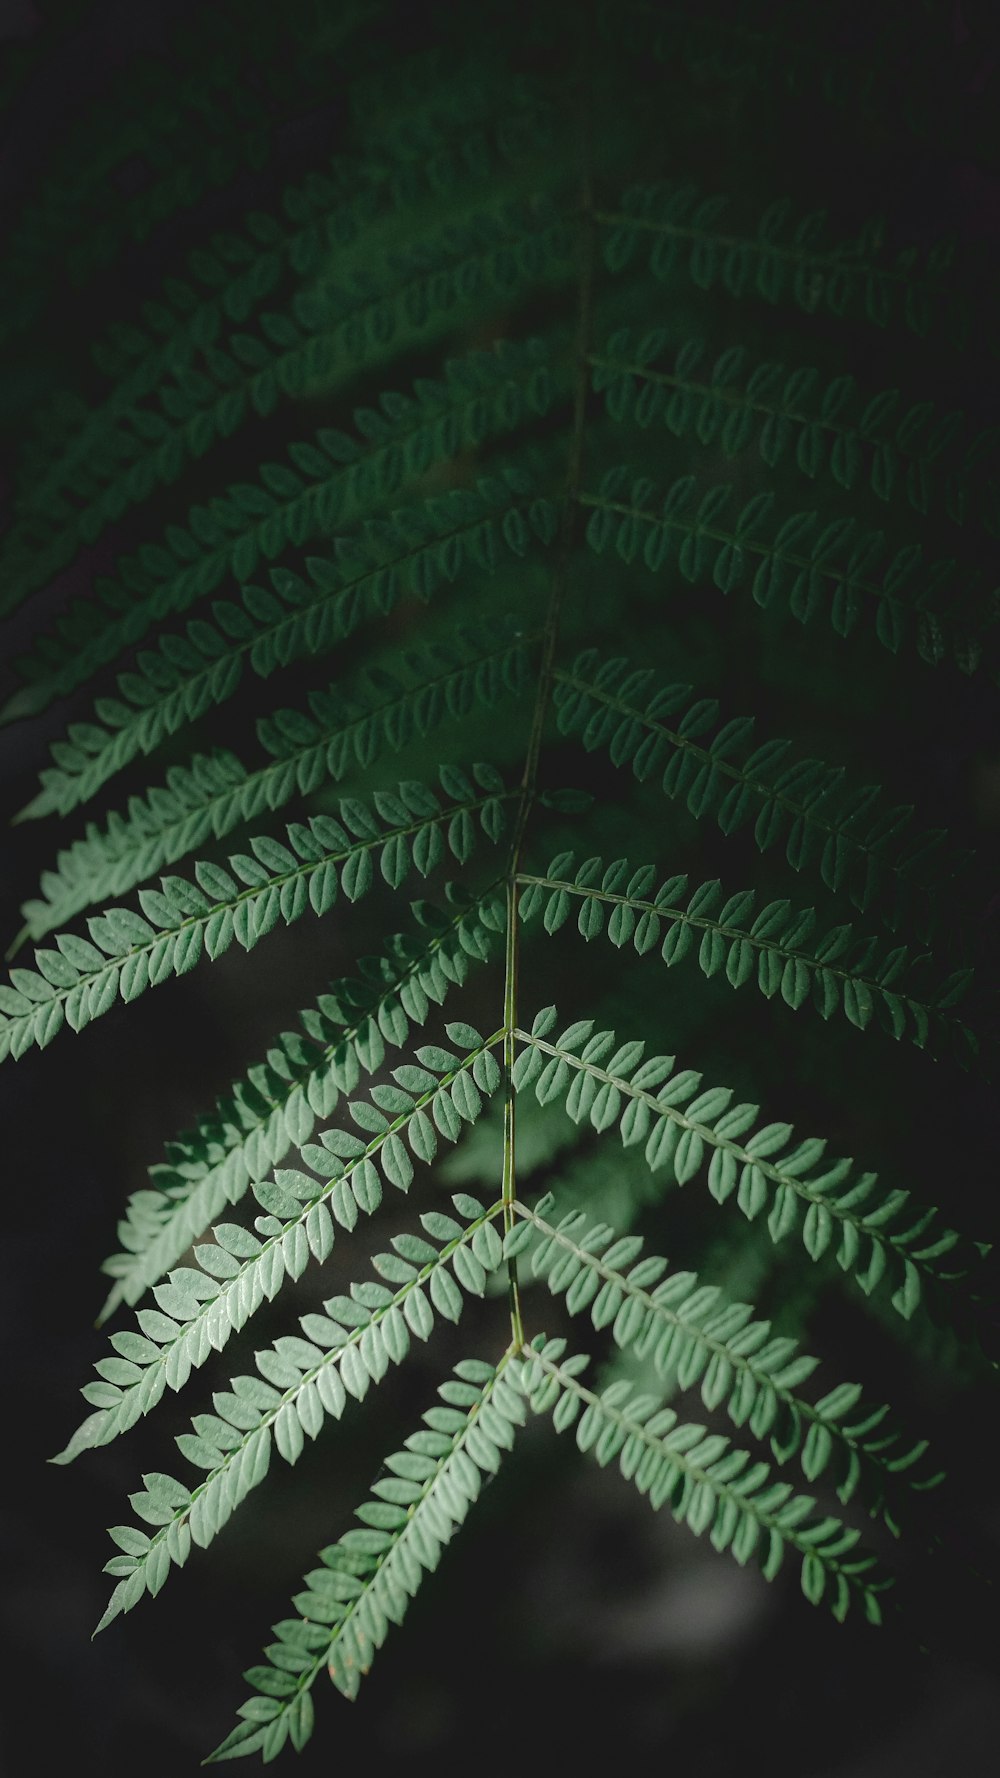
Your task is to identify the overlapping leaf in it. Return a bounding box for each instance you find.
[1,770,509,1064]
[581,467,994,675]
[99,887,505,1318]
[93,1196,507,1634]
[511,1008,979,1320]
[21,628,533,940]
[517,1336,891,1623]
[553,650,966,935]
[592,328,998,534]
[5,340,556,720]
[599,179,979,349]
[0,0,365,355]
[55,1025,504,1463]
[518,850,976,1055]
[207,1355,525,1760]
[510,1195,934,1522]
[19,476,555,821]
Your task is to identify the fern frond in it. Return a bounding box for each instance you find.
[207,1354,525,1759]
[599,180,979,349]
[518,853,976,1057]
[6,2,993,1748]
[5,0,528,370]
[2,184,571,625]
[20,629,534,942]
[509,1194,934,1523]
[552,652,967,935]
[24,46,543,396]
[27,69,553,389]
[591,330,999,535]
[18,478,554,823]
[6,238,561,651]
[98,887,505,1320]
[4,339,558,721]
[515,1336,891,1623]
[511,1008,978,1321]
[0,1,371,351]
[581,469,996,675]
[55,1026,504,1464]
[0,771,510,1062]
[91,1197,506,1632]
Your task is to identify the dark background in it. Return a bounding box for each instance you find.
[1,3,999,1773]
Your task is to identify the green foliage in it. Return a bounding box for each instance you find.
[509,1007,973,1319]
[590,330,999,535]
[519,855,974,1051]
[88,1195,509,1635]
[1,0,995,1763]
[98,889,505,1320]
[511,1195,934,1526]
[0,770,509,1061]
[4,341,556,716]
[516,1335,891,1625]
[582,465,990,671]
[552,649,966,934]
[208,1355,526,1760]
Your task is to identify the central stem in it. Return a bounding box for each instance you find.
[501,871,525,1348]
[500,37,596,1352]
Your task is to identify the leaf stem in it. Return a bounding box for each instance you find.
[500,21,597,1351]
